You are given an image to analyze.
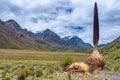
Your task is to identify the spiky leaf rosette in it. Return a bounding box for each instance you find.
[87,2,106,71]
[64,62,90,74]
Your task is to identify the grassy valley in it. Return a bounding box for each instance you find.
[0,49,89,80]
[0,48,119,80]
[0,49,89,61]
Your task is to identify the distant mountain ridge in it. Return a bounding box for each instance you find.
[0,19,93,52]
[98,44,106,48]
[64,36,92,49]
[27,29,92,49]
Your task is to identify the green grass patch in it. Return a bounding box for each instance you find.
[104,49,120,73]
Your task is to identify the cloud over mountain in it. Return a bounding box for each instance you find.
[0,0,120,44]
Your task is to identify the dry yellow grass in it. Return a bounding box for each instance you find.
[0,49,90,61]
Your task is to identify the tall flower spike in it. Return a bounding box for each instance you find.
[86,2,106,71]
[93,2,99,49]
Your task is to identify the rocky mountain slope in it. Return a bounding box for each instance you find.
[0,19,93,52]
[0,19,61,50]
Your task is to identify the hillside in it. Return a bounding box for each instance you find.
[101,36,120,54]
[104,49,120,73]
[101,36,120,73]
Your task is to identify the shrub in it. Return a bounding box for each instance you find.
[61,56,74,68]
[16,68,28,80]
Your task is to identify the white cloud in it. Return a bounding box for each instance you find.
[0,0,120,45]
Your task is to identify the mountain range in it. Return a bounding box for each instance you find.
[0,19,119,53]
[0,19,93,52]
[26,29,92,48]
[0,19,57,50]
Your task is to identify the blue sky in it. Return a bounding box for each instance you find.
[0,0,120,45]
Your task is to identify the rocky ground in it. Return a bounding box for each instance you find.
[1,69,120,80]
[61,70,120,80]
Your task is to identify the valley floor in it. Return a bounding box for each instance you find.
[0,49,89,80]
[0,49,120,80]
